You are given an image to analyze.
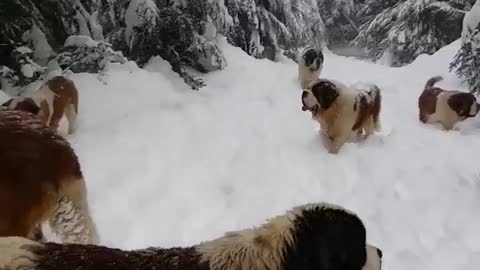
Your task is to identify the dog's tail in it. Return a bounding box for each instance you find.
[0,237,40,270]
[425,76,443,89]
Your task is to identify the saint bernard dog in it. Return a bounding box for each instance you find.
[302,79,382,154]
[0,110,98,245]
[1,75,79,134]
[298,47,324,89]
[0,203,383,270]
[418,76,479,130]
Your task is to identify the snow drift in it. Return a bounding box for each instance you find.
[21,37,480,270]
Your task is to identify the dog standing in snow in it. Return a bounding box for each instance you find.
[298,47,324,89]
[0,110,98,245]
[301,78,382,154]
[1,75,79,135]
[418,76,479,130]
[0,202,382,270]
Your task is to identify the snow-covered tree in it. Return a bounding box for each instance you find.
[0,0,330,90]
[58,35,126,73]
[222,0,325,61]
[0,44,45,94]
[317,0,359,48]
[124,0,158,51]
[449,0,477,10]
[0,65,19,95]
[22,25,53,66]
[450,0,480,94]
[353,0,468,66]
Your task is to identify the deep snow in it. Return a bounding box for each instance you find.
[19,37,480,270]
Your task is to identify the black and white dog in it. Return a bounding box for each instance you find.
[0,202,383,270]
[298,47,324,89]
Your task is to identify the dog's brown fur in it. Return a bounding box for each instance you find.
[0,203,383,270]
[418,76,479,130]
[1,76,79,134]
[301,79,382,153]
[0,110,97,244]
[0,98,40,115]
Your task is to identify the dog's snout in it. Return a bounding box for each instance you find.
[376,248,383,259]
[315,58,321,67]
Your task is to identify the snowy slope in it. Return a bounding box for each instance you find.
[62,37,480,270]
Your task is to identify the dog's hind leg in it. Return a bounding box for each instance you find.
[48,101,64,133]
[363,117,376,138]
[49,177,98,245]
[65,103,78,135]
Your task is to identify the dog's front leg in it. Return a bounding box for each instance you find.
[328,132,349,154]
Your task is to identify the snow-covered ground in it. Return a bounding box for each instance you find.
[49,37,480,270]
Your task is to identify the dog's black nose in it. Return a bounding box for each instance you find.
[376,248,383,259]
[302,91,308,98]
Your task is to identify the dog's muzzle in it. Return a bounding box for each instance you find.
[468,102,480,117]
[301,91,309,111]
[308,58,322,71]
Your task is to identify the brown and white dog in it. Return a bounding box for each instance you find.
[301,79,382,154]
[0,110,98,245]
[418,76,479,130]
[298,47,324,89]
[1,75,79,134]
[0,202,382,270]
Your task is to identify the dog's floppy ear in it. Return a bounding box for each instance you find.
[317,49,324,62]
[448,93,472,117]
[311,81,340,110]
[19,99,40,115]
[7,98,41,115]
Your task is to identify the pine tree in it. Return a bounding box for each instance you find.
[317,0,358,48]
[450,0,480,94]
[58,35,127,74]
[353,0,467,66]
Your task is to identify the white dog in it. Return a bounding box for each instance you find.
[298,47,324,89]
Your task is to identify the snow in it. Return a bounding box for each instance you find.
[74,10,92,38]
[89,11,105,41]
[64,35,99,48]
[14,46,33,55]
[0,90,10,103]
[462,0,480,44]
[44,59,63,80]
[21,64,37,78]
[28,25,53,64]
[53,37,480,270]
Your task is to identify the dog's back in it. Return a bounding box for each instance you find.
[46,76,79,113]
[350,82,382,132]
[418,77,444,123]
[0,111,96,243]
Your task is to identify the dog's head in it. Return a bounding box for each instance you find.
[283,203,383,270]
[301,48,324,72]
[302,79,340,114]
[0,97,40,115]
[197,202,383,270]
[447,92,480,118]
